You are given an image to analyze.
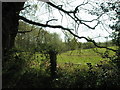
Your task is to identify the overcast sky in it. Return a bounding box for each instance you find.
[21,0,116,42]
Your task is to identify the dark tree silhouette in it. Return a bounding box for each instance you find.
[2,2,24,58]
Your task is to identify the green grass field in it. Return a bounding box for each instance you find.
[29,46,116,70]
[57,47,115,66]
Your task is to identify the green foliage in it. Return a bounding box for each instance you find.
[50,62,120,88]
[109,32,120,46]
[2,48,50,88]
[81,42,95,49]
[65,37,78,50]
[107,0,120,69]
[16,21,64,53]
[3,49,28,88]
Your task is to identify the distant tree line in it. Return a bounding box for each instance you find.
[15,21,115,53]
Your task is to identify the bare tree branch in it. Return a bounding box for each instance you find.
[47,2,79,24]
[19,16,73,31]
[19,2,117,53]
[47,2,74,14]
[47,2,102,29]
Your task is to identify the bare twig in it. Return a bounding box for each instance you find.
[46,19,58,24]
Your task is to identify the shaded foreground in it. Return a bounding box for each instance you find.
[3,58,120,88]
[3,48,120,88]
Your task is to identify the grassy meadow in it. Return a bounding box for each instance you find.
[57,49,104,65]
[30,47,116,70]
[58,47,116,65]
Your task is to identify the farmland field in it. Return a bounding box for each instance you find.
[57,47,116,66]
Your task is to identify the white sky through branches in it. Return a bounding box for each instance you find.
[21,0,117,42]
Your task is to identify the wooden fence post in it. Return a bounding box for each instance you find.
[49,50,57,79]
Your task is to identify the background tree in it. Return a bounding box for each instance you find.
[15,20,64,53]
[108,1,120,69]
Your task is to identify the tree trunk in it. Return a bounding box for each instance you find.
[2,2,24,59]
